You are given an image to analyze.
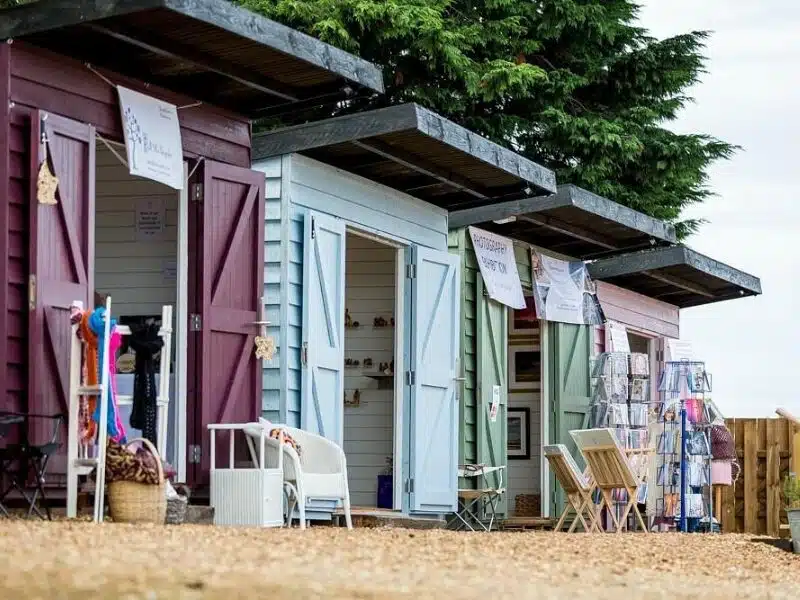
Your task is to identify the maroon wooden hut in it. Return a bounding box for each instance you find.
[0,0,383,487]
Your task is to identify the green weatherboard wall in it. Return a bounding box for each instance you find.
[448,228,594,519]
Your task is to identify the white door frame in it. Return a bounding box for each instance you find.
[345,226,405,511]
[175,161,189,482]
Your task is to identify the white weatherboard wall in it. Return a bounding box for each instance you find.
[508,333,542,515]
[95,146,178,316]
[343,233,395,507]
[254,153,448,427]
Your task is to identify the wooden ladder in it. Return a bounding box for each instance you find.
[65,299,174,522]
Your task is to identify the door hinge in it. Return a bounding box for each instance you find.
[405,370,415,386]
[28,274,36,311]
[191,183,203,203]
[406,264,416,279]
[310,217,316,239]
[189,313,202,331]
[188,444,201,464]
[301,342,308,366]
[405,478,414,494]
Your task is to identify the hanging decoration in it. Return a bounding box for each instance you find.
[254,335,275,361]
[36,153,59,205]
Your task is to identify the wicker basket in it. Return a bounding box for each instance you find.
[515,493,541,517]
[107,437,166,524]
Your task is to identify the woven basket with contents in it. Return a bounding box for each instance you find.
[106,437,166,524]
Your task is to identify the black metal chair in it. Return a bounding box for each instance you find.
[0,412,64,520]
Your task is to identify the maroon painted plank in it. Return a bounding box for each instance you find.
[190,160,265,484]
[27,111,95,467]
[12,77,250,167]
[11,43,250,147]
[0,42,10,411]
[10,44,250,163]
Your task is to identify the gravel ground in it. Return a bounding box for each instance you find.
[0,522,798,599]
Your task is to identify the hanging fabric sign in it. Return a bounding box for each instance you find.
[530,249,603,325]
[468,227,525,309]
[117,86,184,190]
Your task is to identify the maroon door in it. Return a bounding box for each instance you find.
[28,112,95,474]
[188,160,265,485]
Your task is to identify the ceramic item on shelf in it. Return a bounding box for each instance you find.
[364,358,373,368]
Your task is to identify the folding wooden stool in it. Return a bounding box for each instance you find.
[543,444,598,533]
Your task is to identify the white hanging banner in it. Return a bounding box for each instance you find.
[117,86,184,190]
[468,227,525,309]
[531,251,586,324]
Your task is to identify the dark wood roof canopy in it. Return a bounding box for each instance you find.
[587,245,762,308]
[0,0,385,116]
[449,184,678,260]
[252,103,557,210]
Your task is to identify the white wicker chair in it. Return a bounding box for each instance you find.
[243,419,353,529]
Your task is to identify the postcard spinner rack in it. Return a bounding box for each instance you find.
[653,360,715,532]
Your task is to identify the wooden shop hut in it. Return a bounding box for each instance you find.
[249,103,556,522]
[448,184,760,522]
[0,0,384,491]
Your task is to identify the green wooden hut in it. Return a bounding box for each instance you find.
[448,184,679,519]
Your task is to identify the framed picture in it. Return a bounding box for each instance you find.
[509,295,538,335]
[507,407,530,460]
[509,346,541,391]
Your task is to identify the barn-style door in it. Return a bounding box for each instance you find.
[475,277,508,517]
[548,322,593,516]
[28,111,95,474]
[300,212,345,446]
[408,246,460,513]
[189,160,265,484]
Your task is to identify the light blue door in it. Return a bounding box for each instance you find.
[301,211,345,445]
[409,246,461,513]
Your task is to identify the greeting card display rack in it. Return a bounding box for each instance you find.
[650,360,715,532]
[589,352,652,530]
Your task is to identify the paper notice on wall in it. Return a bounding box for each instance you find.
[468,227,525,309]
[136,198,165,242]
[117,85,184,190]
[489,385,501,423]
[162,260,177,282]
[605,320,631,353]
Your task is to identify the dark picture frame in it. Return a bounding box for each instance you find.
[507,407,531,460]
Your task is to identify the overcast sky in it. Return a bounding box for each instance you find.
[636,2,799,418]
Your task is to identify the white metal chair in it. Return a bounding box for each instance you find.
[243,419,353,529]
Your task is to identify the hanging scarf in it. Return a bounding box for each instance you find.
[128,323,163,446]
[78,312,99,444]
[87,308,126,443]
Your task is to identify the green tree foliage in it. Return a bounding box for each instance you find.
[237,0,734,235]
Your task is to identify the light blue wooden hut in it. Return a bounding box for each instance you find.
[250,104,556,521]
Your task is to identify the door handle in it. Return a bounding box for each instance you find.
[249,321,271,326]
[453,377,466,382]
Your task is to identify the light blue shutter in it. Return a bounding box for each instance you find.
[409,246,461,513]
[301,212,345,446]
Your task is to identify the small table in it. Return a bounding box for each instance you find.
[452,464,506,532]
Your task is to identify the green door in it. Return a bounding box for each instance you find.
[476,277,508,517]
[549,322,593,517]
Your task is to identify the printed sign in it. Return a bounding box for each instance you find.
[468,227,525,309]
[489,385,501,423]
[530,249,603,325]
[605,320,631,353]
[117,86,184,190]
[135,198,166,242]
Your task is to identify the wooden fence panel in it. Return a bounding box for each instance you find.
[721,417,798,536]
